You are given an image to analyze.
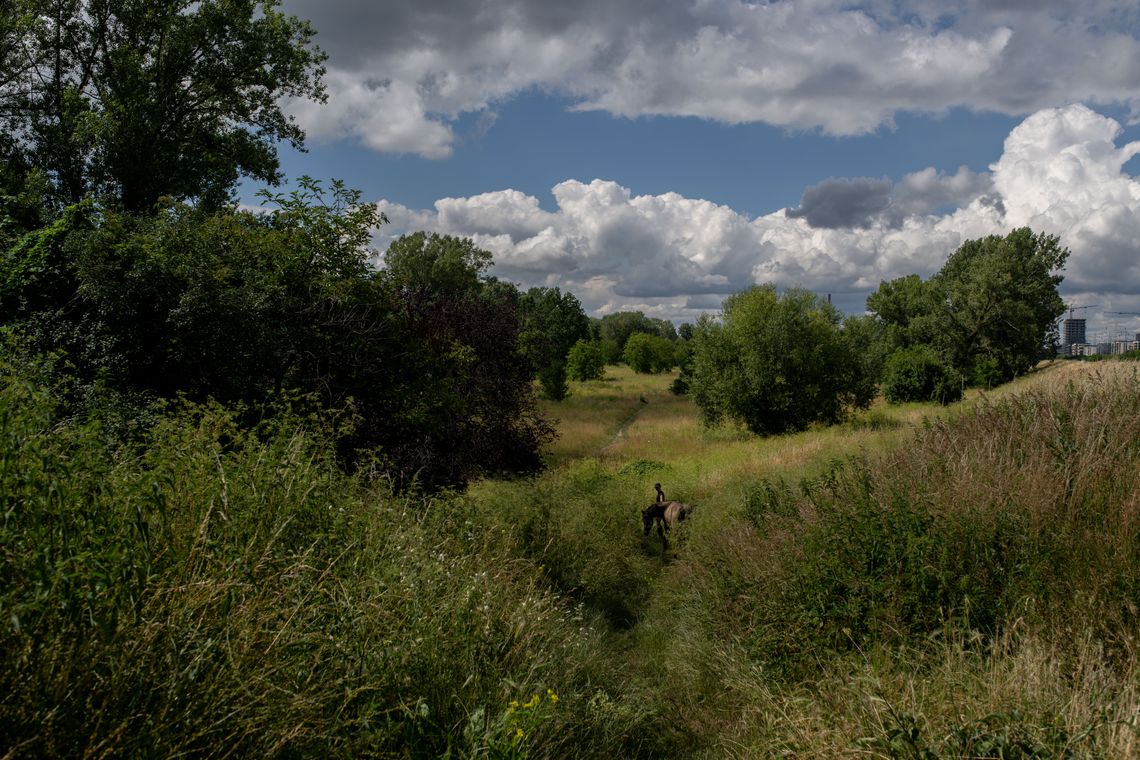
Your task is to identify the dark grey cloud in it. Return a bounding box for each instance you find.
[786,166,998,229]
[282,0,675,68]
[887,165,996,223]
[786,177,892,229]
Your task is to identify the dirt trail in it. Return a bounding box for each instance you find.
[598,399,648,454]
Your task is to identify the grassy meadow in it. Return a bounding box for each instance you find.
[4,358,1140,757]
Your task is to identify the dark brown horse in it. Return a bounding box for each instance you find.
[642,499,692,550]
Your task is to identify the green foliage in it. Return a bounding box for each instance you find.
[621,332,675,374]
[866,273,932,349]
[670,340,694,394]
[882,345,964,405]
[596,310,675,362]
[929,228,1068,382]
[734,372,1140,680]
[598,338,622,365]
[518,287,590,400]
[3,190,553,490]
[565,339,606,381]
[371,232,555,487]
[862,709,1067,759]
[1,0,326,212]
[474,460,664,630]
[689,285,874,435]
[867,229,1068,388]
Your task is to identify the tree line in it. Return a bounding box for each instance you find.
[683,228,1068,435]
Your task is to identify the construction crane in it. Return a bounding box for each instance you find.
[1106,311,1140,341]
[1065,304,1097,320]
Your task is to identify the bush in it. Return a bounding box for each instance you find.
[566,339,606,381]
[882,346,964,404]
[734,371,1140,672]
[688,285,873,435]
[622,332,675,374]
[2,192,554,491]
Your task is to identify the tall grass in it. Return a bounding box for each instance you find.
[6,357,1140,757]
[619,364,1140,756]
[0,359,662,757]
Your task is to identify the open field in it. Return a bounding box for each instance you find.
[4,358,1140,757]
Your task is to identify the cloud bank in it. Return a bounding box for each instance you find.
[284,0,1140,158]
[374,105,1140,326]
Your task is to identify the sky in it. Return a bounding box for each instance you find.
[260,0,1140,339]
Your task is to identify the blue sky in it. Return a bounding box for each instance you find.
[276,93,1025,218]
[260,0,1140,336]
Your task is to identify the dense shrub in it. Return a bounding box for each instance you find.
[733,371,1140,673]
[1,192,553,490]
[881,345,964,404]
[622,332,675,374]
[689,285,874,435]
[566,338,606,381]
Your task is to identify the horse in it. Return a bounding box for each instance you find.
[642,499,693,550]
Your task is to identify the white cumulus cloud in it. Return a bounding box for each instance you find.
[373,105,1140,323]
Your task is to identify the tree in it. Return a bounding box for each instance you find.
[3,190,553,490]
[596,310,674,363]
[865,273,933,355]
[881,345,963,405]
[517,286,590,401]
[566,339,605,382]
[1,0,326,212]
[865,228,1068,388]
[926,228,1067,383]
[622,332,675,374]
[689,285,873,435]
[377,233,554,488]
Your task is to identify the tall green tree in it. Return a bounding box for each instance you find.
[378,233,554,487]
[595,310,675,363]
[866,228,1068,390]
[1,0,325,212]
[689,285,873,435]
[865,273,933,354]
[622,332,675,374]
[517,286,590,400]
[927,228,1068,383]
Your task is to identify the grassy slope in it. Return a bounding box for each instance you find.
[471,361,1140,757]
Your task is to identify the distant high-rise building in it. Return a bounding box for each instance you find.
[1063,318,1086,346]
